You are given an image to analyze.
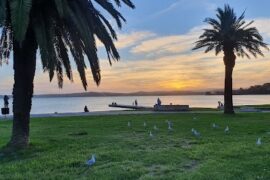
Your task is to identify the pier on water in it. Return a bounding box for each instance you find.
[108,103,189,111]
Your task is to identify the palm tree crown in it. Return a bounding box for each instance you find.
[0,0,135,89]
[193,4,268,57]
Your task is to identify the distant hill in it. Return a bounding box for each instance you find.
[206,83,270,95]
[33,91,204,98]
[2,82,270,98]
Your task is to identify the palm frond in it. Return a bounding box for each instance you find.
[94,0,126,28]
[193,4,268,58]
[1,0,134,90]
[10,0,32,43]
[0,0,7,26]
[0,26,12,65]
[54,0,65,17]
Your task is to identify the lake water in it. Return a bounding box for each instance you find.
[10,95,270,114]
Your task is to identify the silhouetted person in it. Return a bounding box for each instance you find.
[134,99,138,106]
[84,105,89,112]
[217,101,224,109]
[3,95,9,108]
[157,97,161,106]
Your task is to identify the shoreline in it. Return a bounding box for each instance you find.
[0,110,223,120]
[2,109,270,120]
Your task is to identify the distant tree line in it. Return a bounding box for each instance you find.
[206,83,270,95]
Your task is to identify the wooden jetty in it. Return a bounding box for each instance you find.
[108,103,152,110]
[109,103,189,111]
[153,104,189,111]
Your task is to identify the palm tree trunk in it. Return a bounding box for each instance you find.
[224,65,234,114]
[8,29,38,148]
[223,51,236,114]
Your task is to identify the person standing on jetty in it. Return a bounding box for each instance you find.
[157,97,162,106]
[134,99,138,106]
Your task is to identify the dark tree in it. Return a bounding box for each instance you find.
[0,0,134,148]
[193,4,268,114]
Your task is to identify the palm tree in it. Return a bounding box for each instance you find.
[0,0,135,148]
[193,4,268,114]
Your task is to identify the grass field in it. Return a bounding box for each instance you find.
[1,113,270,179]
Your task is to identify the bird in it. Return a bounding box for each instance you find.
[193,117,197,120]
[168,124,173,131]
[191,128,201,137]
[153,125,158,130]
[212,123,219,129]
[143,122,147,127]
[128,122,131,127]
[194,130,201,137]
[167,120,173,127]
[149,131,153,137]
[86,154,96,166]
[224,126,229,133]
[256,138,262,146]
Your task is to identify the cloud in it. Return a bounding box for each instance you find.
[131,17,270,57]
[97,31,156,49]
[131,26,205,56]
[152,0,183,18]
[253,18,270,40]
[151,0,217,19]
[3,18,270,94]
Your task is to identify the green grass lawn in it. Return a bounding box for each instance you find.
[1,113,270,179]
[236,104,270,110]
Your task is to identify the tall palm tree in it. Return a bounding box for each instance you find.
[193,4,268,114]
[0,0,135,148]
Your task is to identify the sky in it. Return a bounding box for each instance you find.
[1,0,270,94]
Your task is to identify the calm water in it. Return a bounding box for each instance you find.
[12,95,270,114]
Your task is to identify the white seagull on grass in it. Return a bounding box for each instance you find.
[212,123,219,129]
[149,131,154,137]
[86,155,96,166]
[191,128,201,137]
[256,138,262,146]
[224,126,229,133]
[168,123,173,131]
[143,122,147,127]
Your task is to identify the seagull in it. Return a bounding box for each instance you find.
[149,131,153,137]
[128,122,131,127]
[153,125,158,130]
[256,138,262,146]
[143,122,147,127]
[191,128,200,137]
[168,124,173,131]
[212,123,219,129]
[224,126,229,133]
[86,154,96,166]
[167,120,173,127]
[194,130,201,137]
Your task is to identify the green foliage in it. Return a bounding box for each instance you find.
[0,0,135,89]
[193,4,268,58]
[10,0,32,44]
[0,27,12,66]
[1,113,270,179]
[0,0,6,26]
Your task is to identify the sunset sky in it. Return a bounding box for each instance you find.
[1,0,270,94]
